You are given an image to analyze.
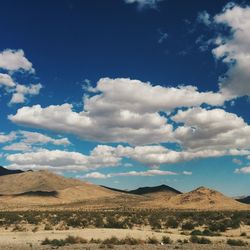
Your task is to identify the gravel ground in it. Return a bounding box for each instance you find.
[0,243,249,250]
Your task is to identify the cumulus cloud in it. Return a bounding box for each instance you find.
[115,145,250,166]
[3,142,32,151]
[19,131,70,146]
[6,144,250,172]
[124,0,163,10]
[211,3,250,97]
[172,107,250,150]
[0,49,33,72]
[2,130,70,152]
[83,169,177,179]
[0,73,16,87]
[0,49,42,104]
[9,77,229,145]
[6,146,121,171]
[234,166,250,174]
[0,132,16,143]
[9,83,42,104]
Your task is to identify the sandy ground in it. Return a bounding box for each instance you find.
[0,228,249,250]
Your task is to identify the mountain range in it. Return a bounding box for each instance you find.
[0,166,248,211]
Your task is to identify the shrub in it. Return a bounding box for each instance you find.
[227,239,247,246]
[41,236,88,246]
[32,226,39,233]
[162,236,172,244]
[103,236,121,245]
[166,217,179,228]
[65,236,88,244]
[41,238,50,245]
[122,237,144,245]
[42,238,65,246]
[182,222,195,230]
[44,224,53,230]
[191,230,202,236]
[209,222,227,232]
[241,232,247,237]
[90,238,102,244]
[12,224,26,232]
[147,236,159,244]
[189,235,211,244]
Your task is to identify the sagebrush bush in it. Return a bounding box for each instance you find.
[227,239,248,246]
[190,235,211,244]
[162,236,172,244]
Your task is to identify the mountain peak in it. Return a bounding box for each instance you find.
[0,166,24,176]
[129,184,182,195]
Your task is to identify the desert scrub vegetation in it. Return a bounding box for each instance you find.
[0,210,249,232]
[227,239,248,246]
[191,229,220,236]
[42,236,88,246]
[42,236,155,246]
[189,235,211,244]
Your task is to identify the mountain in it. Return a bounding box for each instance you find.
[0,170,122,208]
[237,196,250,204]
[0,166,24,176]
[129,184,182,196]
[162,186,250,210]
[0,171,248,211]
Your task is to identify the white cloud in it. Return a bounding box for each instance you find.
[2,130,70,152]
[19,130,70,146]
[0,73,16,87]
[0,132,16,143]
[172,107,250,150]
[124,0,162,10]
[82,169,177,179]
[6,146,121,171]
[9,77,229,145]
[3,142,31,151]
[0,49,42,104]
[234,166,250,174]
[197,11,211,26]
[6,143,250,172]
[115,145,250,166]
[183,171,192,175]
[83,172,108,179]
[232,158,242,165]
[10,83,42,104]
[86,78,227,113]
[0,49,33,72]
[211,4,250,97]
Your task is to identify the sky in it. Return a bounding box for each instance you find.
[0,0,250,196]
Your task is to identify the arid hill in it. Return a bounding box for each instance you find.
[0,170,122,209]
[0,170,84,194]
[0,169,249,211]
[163,186,250,210]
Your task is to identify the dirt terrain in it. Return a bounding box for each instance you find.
[0,227,249,250]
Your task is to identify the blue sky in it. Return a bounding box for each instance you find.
[0,0,250,196]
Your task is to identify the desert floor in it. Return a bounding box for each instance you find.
[0,227,250,250]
